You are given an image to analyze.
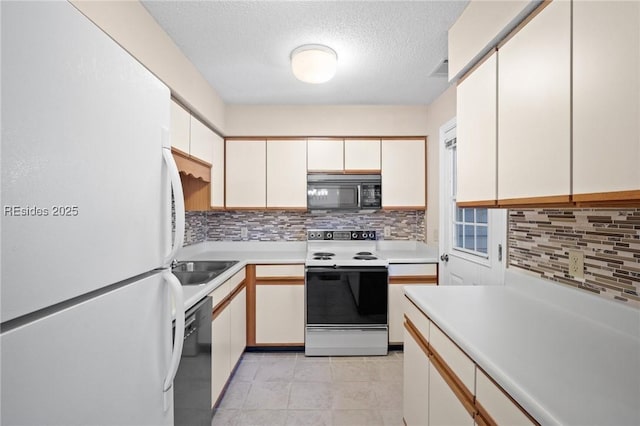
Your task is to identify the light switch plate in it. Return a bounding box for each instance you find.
[384,226,391,237]
[240,227,248,239]
[569,251,584,278]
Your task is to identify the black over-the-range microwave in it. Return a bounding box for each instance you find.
[307,174,382,212]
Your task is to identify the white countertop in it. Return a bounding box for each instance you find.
[176,240,438,311]
[404,271,640,426]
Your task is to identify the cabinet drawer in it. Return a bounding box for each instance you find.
[403,295,430,341]
[256,264,304,279]
[227,268,246,291]
[429,323,475,393]
[389,263,437,277]
[208,281,231,308]
[476,369,534,426]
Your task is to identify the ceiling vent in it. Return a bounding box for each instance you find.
[429,59,448,78]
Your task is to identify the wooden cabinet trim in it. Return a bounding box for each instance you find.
[457,200,498,208]
[458,48,498,86]
[255,277,305,285]
[382,206,427,211]
[245,265,257,346]
[572,190,640,203]
[211,279,246,319]
[404,317,430,357]
[404,315,476,418]
[390,275,438,285]
[475,367,541,426]
[172,148,211,181]
[498,195,571,207]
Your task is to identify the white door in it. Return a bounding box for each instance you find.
[438,119,507,286]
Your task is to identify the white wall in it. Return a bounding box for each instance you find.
[225,105,429,136]
[424,85,456,245]
[70,0,226,134]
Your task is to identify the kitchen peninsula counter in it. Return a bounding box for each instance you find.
[176,240,438,312]
[404,269,640,425]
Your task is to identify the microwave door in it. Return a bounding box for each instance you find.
[308,184,359,210]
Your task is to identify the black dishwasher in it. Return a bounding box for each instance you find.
[173,296,212,425]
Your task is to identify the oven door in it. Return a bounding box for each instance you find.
[305,266,388,326]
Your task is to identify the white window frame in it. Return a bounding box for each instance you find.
[448,140,490,260]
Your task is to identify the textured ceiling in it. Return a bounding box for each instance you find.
[141,1,469,105]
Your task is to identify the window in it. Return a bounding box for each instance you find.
[450,143,489,257]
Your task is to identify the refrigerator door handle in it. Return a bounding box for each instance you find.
[162,271,185,401]
[162,127,185,266]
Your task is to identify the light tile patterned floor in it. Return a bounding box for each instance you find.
[211,351,404,426]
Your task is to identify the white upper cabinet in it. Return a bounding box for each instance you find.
[170,100,190,154]
[190,115,214,165]
[497,0,571,203]
[572,1,640,201]
[266,139,307,208]
[344,139,381,171]
[307,138,344,171]
[381,139,426,208]
[456,51,497,205]
[448,0,533,80]
[225,140,266,208]
[210,132,224,209]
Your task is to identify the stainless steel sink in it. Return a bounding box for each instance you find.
[171,261,239,285]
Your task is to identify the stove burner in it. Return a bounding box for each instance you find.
[356,251,373,256]
[313,256,333,260]
[313,252,335,257]
[353,255,378,260]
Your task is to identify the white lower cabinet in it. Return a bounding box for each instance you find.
[476,369,534,426]
[209,268,246,407]
[429,362,474,426]
[389,263,437,344]
[211,306,231,406]
[255,284,304,344]
[403,294,537,426]
[403,327,430,426]
[230,288,247,364]
[254,264,305,345]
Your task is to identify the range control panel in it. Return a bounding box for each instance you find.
[307,230,377,241]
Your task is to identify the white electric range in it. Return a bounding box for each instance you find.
[304,230,389,356]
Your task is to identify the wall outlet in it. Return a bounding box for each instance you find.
[240,227,248,239]
[384,226,391,237]
[568,251,585,278]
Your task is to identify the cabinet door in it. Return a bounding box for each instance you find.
[382,139,426,208]
[344,139,381,171]
[497,1,571,203]
[267,139,307,208]
[403,327,430,426]
[230,287,247,368]
[225,140,266,208]
[210,132,225,208]
[170,100,190,154]
[476,369,535,426]
[388,264,437,344]
[211,307,231,407]
[255,284,304,344]
[456,51,497,205]
[189,116,214,165]
[429,362,475,426]
[573,1,640,200]
[307,138,343,171]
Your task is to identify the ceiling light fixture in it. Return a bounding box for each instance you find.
[290,44,337,84]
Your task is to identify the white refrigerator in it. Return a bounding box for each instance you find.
[1,1,187,425]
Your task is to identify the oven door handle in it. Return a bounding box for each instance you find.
[306,266,389,274]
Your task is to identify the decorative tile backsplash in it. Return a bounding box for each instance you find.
[509,209,640,309]
[185,210,425,244]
